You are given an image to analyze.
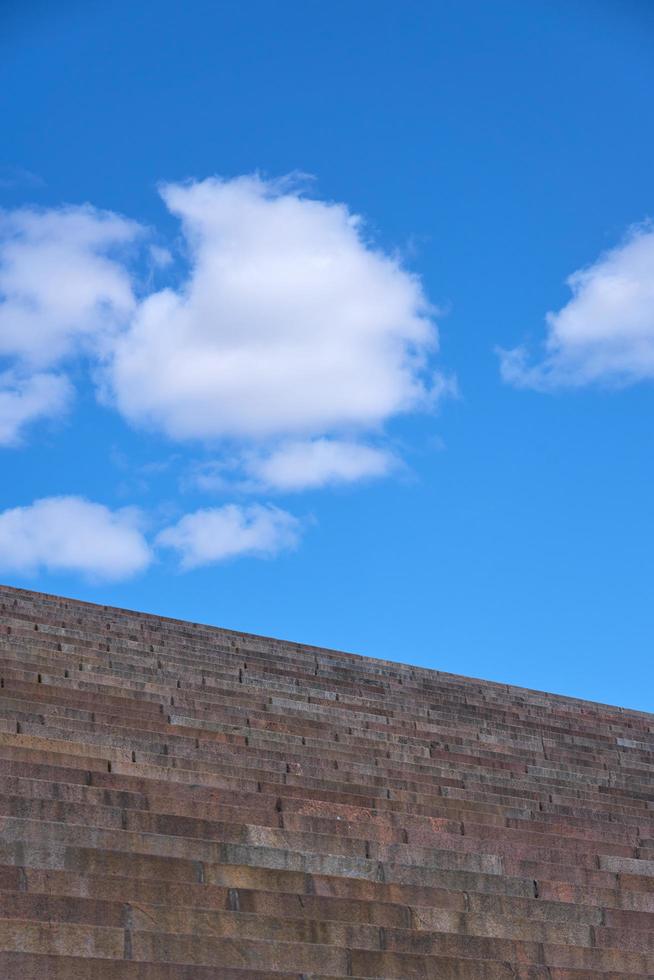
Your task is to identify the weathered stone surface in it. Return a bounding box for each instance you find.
[0,584,652,977]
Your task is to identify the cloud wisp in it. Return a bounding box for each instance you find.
[0,371,72,446]
[156,503,301,569]
[499,224,654,390]
[191,438,399,494]
[243,438,399,492]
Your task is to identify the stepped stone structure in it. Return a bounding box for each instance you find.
[0,584,652,979]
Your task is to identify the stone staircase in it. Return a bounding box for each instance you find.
[0,583,652,978]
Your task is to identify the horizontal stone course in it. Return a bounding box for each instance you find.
[0,584,652,977]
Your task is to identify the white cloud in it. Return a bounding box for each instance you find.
[0,167,44,190]
[1,179,447,503]
[156,503,301,568]
[188,438,398,493]
[499,224,654,389]
[149,245,173,268]
[0,204,141,444]
[0,496,152,580]
[0,371,72,446]
[0,494,299,579]
[243,438,398,491]
[107,175,443,441]
[0,205,140,367]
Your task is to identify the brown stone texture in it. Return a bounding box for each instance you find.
[0,584,652,978]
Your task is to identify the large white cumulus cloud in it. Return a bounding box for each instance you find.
[500,225,654,389]
[107,175,442,441]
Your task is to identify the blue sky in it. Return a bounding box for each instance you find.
[1,0,654,710]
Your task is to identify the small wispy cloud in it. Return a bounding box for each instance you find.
[0,371,72,446]
[0,166,44,190]
[242,438,399,492]
[188,439,399,494]
[156,503,301,569]
[499,223,654,390]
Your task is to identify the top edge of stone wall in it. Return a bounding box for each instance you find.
[0,581,650,722]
